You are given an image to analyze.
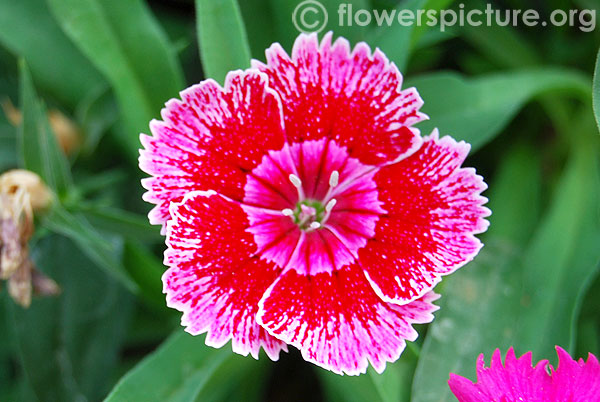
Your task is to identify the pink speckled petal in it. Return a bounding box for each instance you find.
[257,263,439,375]
[359,130,490,304]
[253,33,426,166]
[140,70,286,231]
[164,191,287,360]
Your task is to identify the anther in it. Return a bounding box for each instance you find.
[288,173,305,200]
[325,198,337,212]
[329,171,339,188]
[282,208,294,217]
[320,198,337,226]
[289,174,302,188]
[309,221,321,230]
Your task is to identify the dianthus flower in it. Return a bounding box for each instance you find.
[449,347,600,401]
[140,33,490,375]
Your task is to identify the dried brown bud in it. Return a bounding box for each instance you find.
[0,169,53,212]
[0,170,59,307]
[1,98,81,155]
[48,109,81,155]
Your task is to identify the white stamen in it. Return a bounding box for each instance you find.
[329,171,339,188]
[282,208,294,217]
[288,173,305,200]
[289,174,302,188]
[325,198,337,212]
[321,198,337,226]
[309,221,321,229]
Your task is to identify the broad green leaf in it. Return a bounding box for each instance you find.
[593,47,600,133]
[18,60,72,195]
[0,0,105,108]
[9,235,134,402]
[364,0,424,71]
[46,0,184,160]
[412,123,600,402]
[268,0,369,52]
[319,349,417,402]
[412,142,543,402]
[408,69,591,151]
[458,0,539,69]
[238,0,277,58]
[194,352,269,402]
[43,206,138,293]
[410,0,456,44]
[516,136,600,358]
[105,331,265,402]
[365,0,455,71]
[196,0,251,84]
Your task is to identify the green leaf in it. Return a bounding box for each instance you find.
[0,122,17,171]
[0,0,105,108]
[408,68,591,151]
[318,350,417,402]
[593,47,600,133]
[18,60,72,195]
[267,0,369,53]
[365,0,455,71]
[193,352,269,402]
[458,0,539,69]
[364,0,424,72]
[9,235,134,402]
[75,84,118,155]
[238,0,277,58]
[412,142,543,402]
[515,138,600,358]
[105,331,265,402]
[46,0,184,160]
[76,204,163,243]
[196,0,251,84]
[43,206,138,293]
[122,240,168,309]
[412,127,600,402]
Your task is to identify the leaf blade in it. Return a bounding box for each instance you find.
[18,60,72,195]
[46,0,184,160]
[104,331,265,402]
[196,0,251,84]
[593,47,600,132]
[409,68,591,151]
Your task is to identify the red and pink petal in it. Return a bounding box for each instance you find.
[140,70,286,230]
[164,191,287,360]
[257,263,439,375]
[359,130,490,304]
[253,33,426,166]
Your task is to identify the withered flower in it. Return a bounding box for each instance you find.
[0,170,59,307]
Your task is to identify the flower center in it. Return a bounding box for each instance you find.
[242,138,385,273]
[282,171,339,231]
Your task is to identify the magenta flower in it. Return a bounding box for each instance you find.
[139,33,490,375]
[449,347,600,401]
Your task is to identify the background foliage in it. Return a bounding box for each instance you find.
[0,0,599,401]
